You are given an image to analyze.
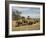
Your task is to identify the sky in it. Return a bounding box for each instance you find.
[12,6,40,18]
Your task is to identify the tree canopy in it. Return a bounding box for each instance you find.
[12,10,22,20]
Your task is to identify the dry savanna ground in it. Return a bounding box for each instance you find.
[12,20,40,31]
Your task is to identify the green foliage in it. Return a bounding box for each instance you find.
[12,10,22,20]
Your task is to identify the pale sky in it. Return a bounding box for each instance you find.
[12,6,40,18]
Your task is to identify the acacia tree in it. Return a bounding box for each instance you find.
[27,16,30,20]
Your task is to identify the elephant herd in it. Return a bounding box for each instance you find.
[15,20,39,27]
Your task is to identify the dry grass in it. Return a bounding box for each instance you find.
[12,20,40,31]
